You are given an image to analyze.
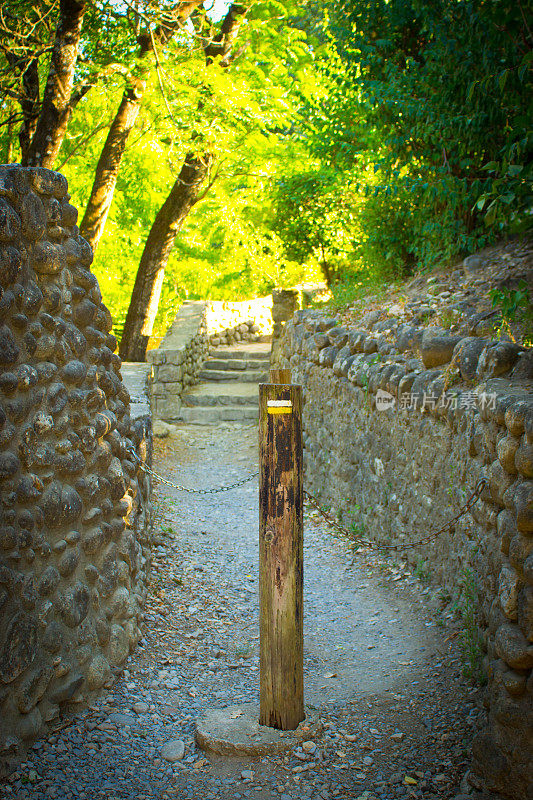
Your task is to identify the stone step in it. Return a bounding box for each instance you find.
[177,340,270,424]
[180,406,259,423]
[203,358,269,371]
[199,369,268,383]
[182,383,259,407]
[210,350,271,363]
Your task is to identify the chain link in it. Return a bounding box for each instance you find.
[129,449,259,494]
[304,478,488,552]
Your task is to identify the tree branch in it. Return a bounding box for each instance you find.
[204,3,249,66]
[24,0,88,167]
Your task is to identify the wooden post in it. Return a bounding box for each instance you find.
[259,368,304,730]
[269,368,291,384]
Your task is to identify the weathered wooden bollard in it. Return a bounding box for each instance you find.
[259,368,304,730]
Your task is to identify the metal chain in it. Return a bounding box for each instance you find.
[129,449,259,494]
[129,449,488,550]
[304,478,488,552]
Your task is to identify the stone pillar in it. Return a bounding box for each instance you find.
[0,165,151,755]
[271,289,299,367]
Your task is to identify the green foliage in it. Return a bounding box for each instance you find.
[1,0,321,342]
[54,1,321,340]
[490,279,533,343]
[272,0,532,290]
[272,167,356,284]
[490,280,532,323]
[4,0,530,335]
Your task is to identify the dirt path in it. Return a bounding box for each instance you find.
[3,423,495,800]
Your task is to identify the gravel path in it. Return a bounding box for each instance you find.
[2,423,498,800]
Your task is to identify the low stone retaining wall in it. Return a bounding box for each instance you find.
[206,297,272,346]
[279,308,532,799]
[149,298,272,423]
[0,166,152,758]
[147,301,209,423]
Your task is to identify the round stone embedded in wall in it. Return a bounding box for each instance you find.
[0,325,19,365]
[107,623,130,666]
[33,411,54,435]
[38,566,60,596]
[27,167,68,198]
[0,198,22,242]
[0,452,20,481]
[56,581,90,628]
[86,654,110,690]
[23,281,44,316]
[497,435,519,475]
[0,246,23,285]
[61,202,78,228]
[21,192,47,241]
[495,622,533,670]
[0,612,38,683]
[72,299,97,328]
[499,564,520,620]
[61,360,87,385]
[515,440,533,478]
[514,482,533,533]
[15,665,53,712]
[40,482,82,528]
[32,241,64,274]
[58,548,79,577]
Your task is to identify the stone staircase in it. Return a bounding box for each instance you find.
[180,340,271,423]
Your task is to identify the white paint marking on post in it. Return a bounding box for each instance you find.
[267,399,293,415]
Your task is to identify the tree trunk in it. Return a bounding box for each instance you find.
[205,3,247,65]
[24,0,87,168]
[119,153,212,362]
[320,259,333,287]
[18,59,40,162]
[118,3,248,362]
[79,84,144,251]
[3,103,15,163]
[79,0,204,253]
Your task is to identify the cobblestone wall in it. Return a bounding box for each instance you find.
[0,165,152,757]
[279,308,532,800]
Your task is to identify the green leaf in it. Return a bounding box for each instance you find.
[499,193,516,204]
[498,70,510,91]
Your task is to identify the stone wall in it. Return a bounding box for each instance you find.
[279,308,533,800]
[0,165,152,758]
[149,297,272,423]
[206,297,272,345]
[271,288,299,367]
[148,301,209,423]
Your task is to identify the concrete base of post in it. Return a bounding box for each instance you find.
[195,704,322,757]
